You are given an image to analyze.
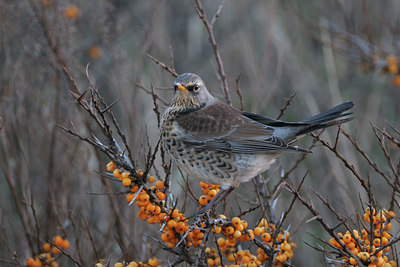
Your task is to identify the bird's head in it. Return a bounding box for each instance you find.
[170,73,215,112]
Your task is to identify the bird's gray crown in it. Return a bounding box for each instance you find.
[174,73,202,86]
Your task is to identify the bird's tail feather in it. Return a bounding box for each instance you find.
[296,101,354,136]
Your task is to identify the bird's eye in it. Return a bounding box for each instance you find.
[193,84,200,92]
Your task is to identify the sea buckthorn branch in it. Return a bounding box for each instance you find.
[339,128,398,191]
[310,131,372,195]
[146,53,178,78]
[285,182,354,259]
[316,20,400,87]
[194,0,231,105]
[370,124,399,183]
[327,208,399,266]
[25,236,72,267]
[312,189,364,251]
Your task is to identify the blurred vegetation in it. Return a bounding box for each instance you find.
[0,0,399,266]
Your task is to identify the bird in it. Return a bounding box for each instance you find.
[160,73,353,212]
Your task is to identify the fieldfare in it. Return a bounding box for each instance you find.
[160,73,353,211]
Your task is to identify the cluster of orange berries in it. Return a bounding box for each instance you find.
[371,54,400,86]
[253,219,295,266]
[328,208,397,266]
[106,162,296,266]
[26,236,70,267]
[96,258,161,267]
[107,161,197,249]
[208,217,295,267]
[199,182,221,206]
[386,55,400,87]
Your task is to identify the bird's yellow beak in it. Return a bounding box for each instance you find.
[176,84,188,92]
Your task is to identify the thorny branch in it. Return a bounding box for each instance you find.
[194,0,231,105]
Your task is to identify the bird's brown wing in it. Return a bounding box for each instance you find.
[175,102,300,153]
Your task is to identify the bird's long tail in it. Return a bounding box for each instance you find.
[295,101,354,136]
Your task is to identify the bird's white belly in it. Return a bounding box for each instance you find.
[233,153,277,184]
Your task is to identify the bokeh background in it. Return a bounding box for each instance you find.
[1,0,399,266]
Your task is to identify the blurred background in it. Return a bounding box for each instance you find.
[1,0,399,266]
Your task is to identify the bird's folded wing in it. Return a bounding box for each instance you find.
[175,103,304,153]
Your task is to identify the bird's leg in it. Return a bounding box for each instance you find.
[195,185,236,219]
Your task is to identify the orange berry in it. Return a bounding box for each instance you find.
[26,258,35,266]
[139,193,150,202]
[106,161,115,172]
[155,180,165,189]
[217,237,225,247]
[113,169,122,179]
[32,258,42,267]
[242,255,250,263]
[167,220,177,228]
[349,257,357,265]
[342,233,352,243]
[126,194,134,203]
[347,242,356,249]
[213,226,222,234]
[114,263,123,267]
[385,223,392,230]
[246,229,254,240]
[130,185,139,193]
[207,189,217,200]
[383,231,391,239]
[165,229,175,239]
[373,238,380,247]
[253,227,263,236]
[219,214,227,220]
[261,232,271,242]
[385,210,395,219]
[89,46,102,60]
[357,252,370,262]
[61,239,70,249]
[146,204,156,213]
[387,55,398,74]
[64,5,80,19]
[53,235,63,246]
[158,213,167,221]
[236,250,245,258]
[225,226,234,235]
[200,182,209,189]
[350,247,359,255]
[176,222,187,234]
[42,242,51,252]
[156,191,166,200]
[137,170,144,176]
[374,229,381,237]
[199,196,208,206]
[226,254,236,262]
[258,218,268,227]
[153,205,161,215]
[171,209,179,218]
[148,258,158,267]
[121,171,130,178]
[235,223,244,231]
[231,217,241,227]
[148,176,156,183]
[122,178,132,187]
[51,246,60,254]
[233,230,242,238]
